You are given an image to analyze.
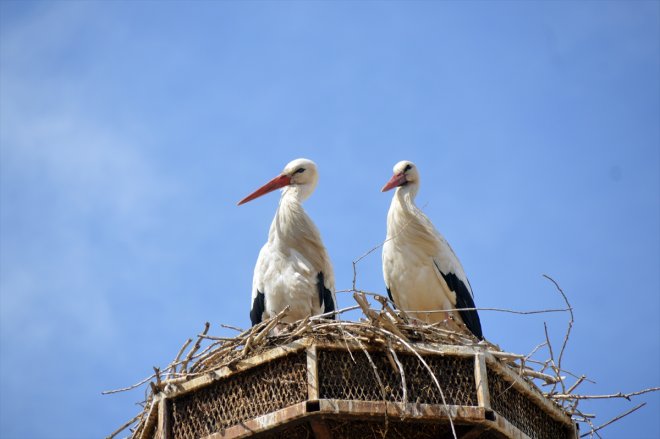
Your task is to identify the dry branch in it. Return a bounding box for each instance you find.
[106,413,141,439]
[580,403,646,438]
[181,321,209,372]
[543,274,573,396]
[550,387,660,401]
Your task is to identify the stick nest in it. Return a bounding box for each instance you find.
[106,288,658,439]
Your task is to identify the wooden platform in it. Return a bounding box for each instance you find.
[145,338,578,439]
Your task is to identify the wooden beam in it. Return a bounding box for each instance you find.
[156,396,169,439]
[200,398,559,439]
[317,399,486,422]
[204,402,309,439]
[307,344,319,401]
[138,398,160,439]
[490,410,532,439]
[474,353,491,409]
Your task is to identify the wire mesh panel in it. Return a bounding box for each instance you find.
[158,341,576,439]
[317,348,477,406]
[168,351,308,439]
[487,367,574,439]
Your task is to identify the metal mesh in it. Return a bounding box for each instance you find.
[317,349,477,406]
[162,344,574,439]
[168,351,308,439]
[487,368,573,439]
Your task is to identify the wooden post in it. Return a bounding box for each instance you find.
[138,399,160,439]
[474,353,491,409]
[157,396,170,439]
[307,344,319,401]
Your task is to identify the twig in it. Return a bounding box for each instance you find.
[252,306,289,345]
[490,351,526,360]
[543,274,573,395]
[181,322,210,372]
[543,322,560,395]
[310,305,360,321]
[417,306,571,315]
[336,291,571,315]
[388,339,407,404]
[524,341,548,362]
[220,323,244,332]
[580,403,646,438]
[521,369,564,384]
[102,373,158,395]
[376,326,458,439]
[106,413,141,439]
[195,335,237,341]
[567,375,587,395]
[551,387,660,400]
[523,359,596,384]
[344,331,391,434]
[582,417,604,439]
[170,338,192,376]
[153,367,161,388]
[351,243,385,291]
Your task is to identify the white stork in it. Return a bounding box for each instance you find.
[238,158,336,326]
[381,160,483,339]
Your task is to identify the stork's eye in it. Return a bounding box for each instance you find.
[295,168,306,174]
[404,164,412,172]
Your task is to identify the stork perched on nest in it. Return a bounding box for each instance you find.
[238,158,336,326]
[381,160,483,339]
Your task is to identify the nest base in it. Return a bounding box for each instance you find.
[148,338,578,439]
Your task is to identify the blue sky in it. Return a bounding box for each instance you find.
[1,1,658,438]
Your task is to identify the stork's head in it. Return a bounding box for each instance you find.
[237,158,319,205]
[381,160,419,192]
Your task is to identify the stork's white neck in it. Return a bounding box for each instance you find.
[267,188,330,278]
[386,182,439,256]
[388,183,420,227]
[271,193,307,241]
[270,184,315,242]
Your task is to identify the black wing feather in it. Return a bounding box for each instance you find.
[317,272,336,319]
[386,287,396,307]
[250,290,265,326]
[433,262,483,339]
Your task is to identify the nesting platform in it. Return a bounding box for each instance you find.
[147,338,577,439]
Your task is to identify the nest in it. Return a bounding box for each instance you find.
[106,285,658,439]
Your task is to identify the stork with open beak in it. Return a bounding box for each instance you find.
[238,158,336,326]
[381,161,483,339]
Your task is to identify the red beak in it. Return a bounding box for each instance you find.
[381,172,407,192]
[237,174,292,205]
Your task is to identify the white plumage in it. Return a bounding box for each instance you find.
[381,160,483,339]
[238,158,336,325]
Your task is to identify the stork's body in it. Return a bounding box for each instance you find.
[381,161,483,339]
[238,159,335,326]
